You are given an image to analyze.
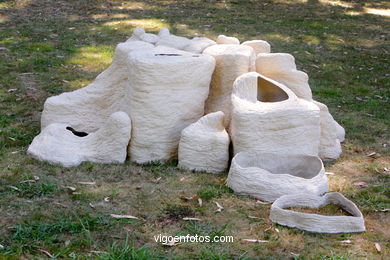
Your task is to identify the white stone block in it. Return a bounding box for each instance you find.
[216,35,240,45]
[241,40,271,54]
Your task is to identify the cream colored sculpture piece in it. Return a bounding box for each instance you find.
[178,111,230,173]
[28,112,131,167]
[41,40,154,132]
[256,53,312,100]
[314,101,343,160]
[241,40,271,55]
[127,46,216,163]
[127,27,159,44]
[216,35,240,45]
[230,72,321,156]
[203,44,256,128]
[227,152,328,202]
[270,192,366,233]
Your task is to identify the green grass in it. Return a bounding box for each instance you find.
[0,0,389,259]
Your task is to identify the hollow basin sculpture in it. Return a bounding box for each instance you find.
[227,152,328,202]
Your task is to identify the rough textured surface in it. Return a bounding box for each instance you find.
[230,72,321,156]
[178,111,230,173]
[203,44,256,128]
[216,34,240,45]
[227,152,328,202]
[270,192,366,233]
[41,40,154,132]
[127,47,216,163]
[256,53,312,100]
[241,40,271,54]
[28,112,131,167]
[314,100,343,160]
[127,27,159,44]
[183,37,216,54]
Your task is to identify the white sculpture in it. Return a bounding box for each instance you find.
[127,27,159,44]
[256,53,312,100]
[241,40,271,55]
[203,44,256,128]
[216,35,240,45]
[178,111,230,173]
[227,152,328,202]
[127,46,216,163]
[41,40,154,132]
[28,112,131,167]
[230,72,321,156]
[270,192,366,233]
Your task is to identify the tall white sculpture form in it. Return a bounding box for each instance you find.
[127,47,216,163]
[178,111,230,173]
[230,72,321,156]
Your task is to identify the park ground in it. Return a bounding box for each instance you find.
[0,0,389,259]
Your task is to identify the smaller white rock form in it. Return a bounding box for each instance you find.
[183,37,216,54]
[28,112,131,167]
[241,40,271,55]
[127,47,216,163]
[178,111,230,173]
[216,35,240,45]
[203,44,256,127]
[314,101,342,160]
[256,53,312,100]
[231,72,320,156]
[270,192,366,233]
[127,27,159,44]
[41,40,154,132]
[227,152,328,202]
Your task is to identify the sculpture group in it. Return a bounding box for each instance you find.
[28,28,365,233]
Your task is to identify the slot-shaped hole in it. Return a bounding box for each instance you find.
[257,76,289,102]
[155,54,182,56]
[66,126,88,137]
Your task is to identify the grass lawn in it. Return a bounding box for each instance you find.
[0,0,389,259]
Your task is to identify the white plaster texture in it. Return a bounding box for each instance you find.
[216,35,240,45]
[270,192,366,233]
[241,40,271,54]
[178,111,230,173]
[227,152,328,202]
[202,44,256,128]
[41,40,154,132]
[256,53,312,100]
[127,27,159,44]
[28,112,131,167]
[126,47,216,163]
[230,72,321,156]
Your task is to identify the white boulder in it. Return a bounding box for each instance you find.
[28,112,131,167]
[256,53,312,100]
[126,47,216,163]
[230,72,321,156]
[241,40,271,54]
[41,40,154,132]
[216,35,240,45]
[178,111,230,173]
[227,152,328,202]
[270,192,366,233]
[203,44,256,128]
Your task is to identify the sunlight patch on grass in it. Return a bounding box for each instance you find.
[103,19,169,32]
[66,46,113,73]
[320,0,355,9]
[302,35,320,45]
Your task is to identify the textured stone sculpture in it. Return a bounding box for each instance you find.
[230,72,320,156]
[241,40,271,55]
[203,44,256,128]
[256,53,312,100]
[178,111,230,173]
[28,112,131,167]
[41,40,154,132]
[227,152,328,202]
[216,35,240,45]
[127,46,216,163]
[270,192,366,233]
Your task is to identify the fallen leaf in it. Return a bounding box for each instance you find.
[214,201,223,212]
[367,152,377,157]
[7,185,20,191]
[161,241,180,246]
[110,214,139,220]
[375,243,381,253]
[182,217,202,221]
[135,185,142,190]
[242,239,269,243]
[64,240,70,246]
[248,215,262,219]
[90,250,105,254]
[39,249,53,258]
[104,197,110,202]
[325,172,335,175]
[354,182,367,187]
[0,244,4,249]
[89,203,95,209]
[198,198,202,207]
[20,179,37,183]
[380,208,389,212]
[180,195,198,201]
[154,177,162,183]
[7,88,17,93]
[275,228,280,233]
[72,192,82,195]
[255,200,270,205]
[78,181,96,185]
[66,186,76,191]
[179,177,186,181]
[341,240,352,244]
